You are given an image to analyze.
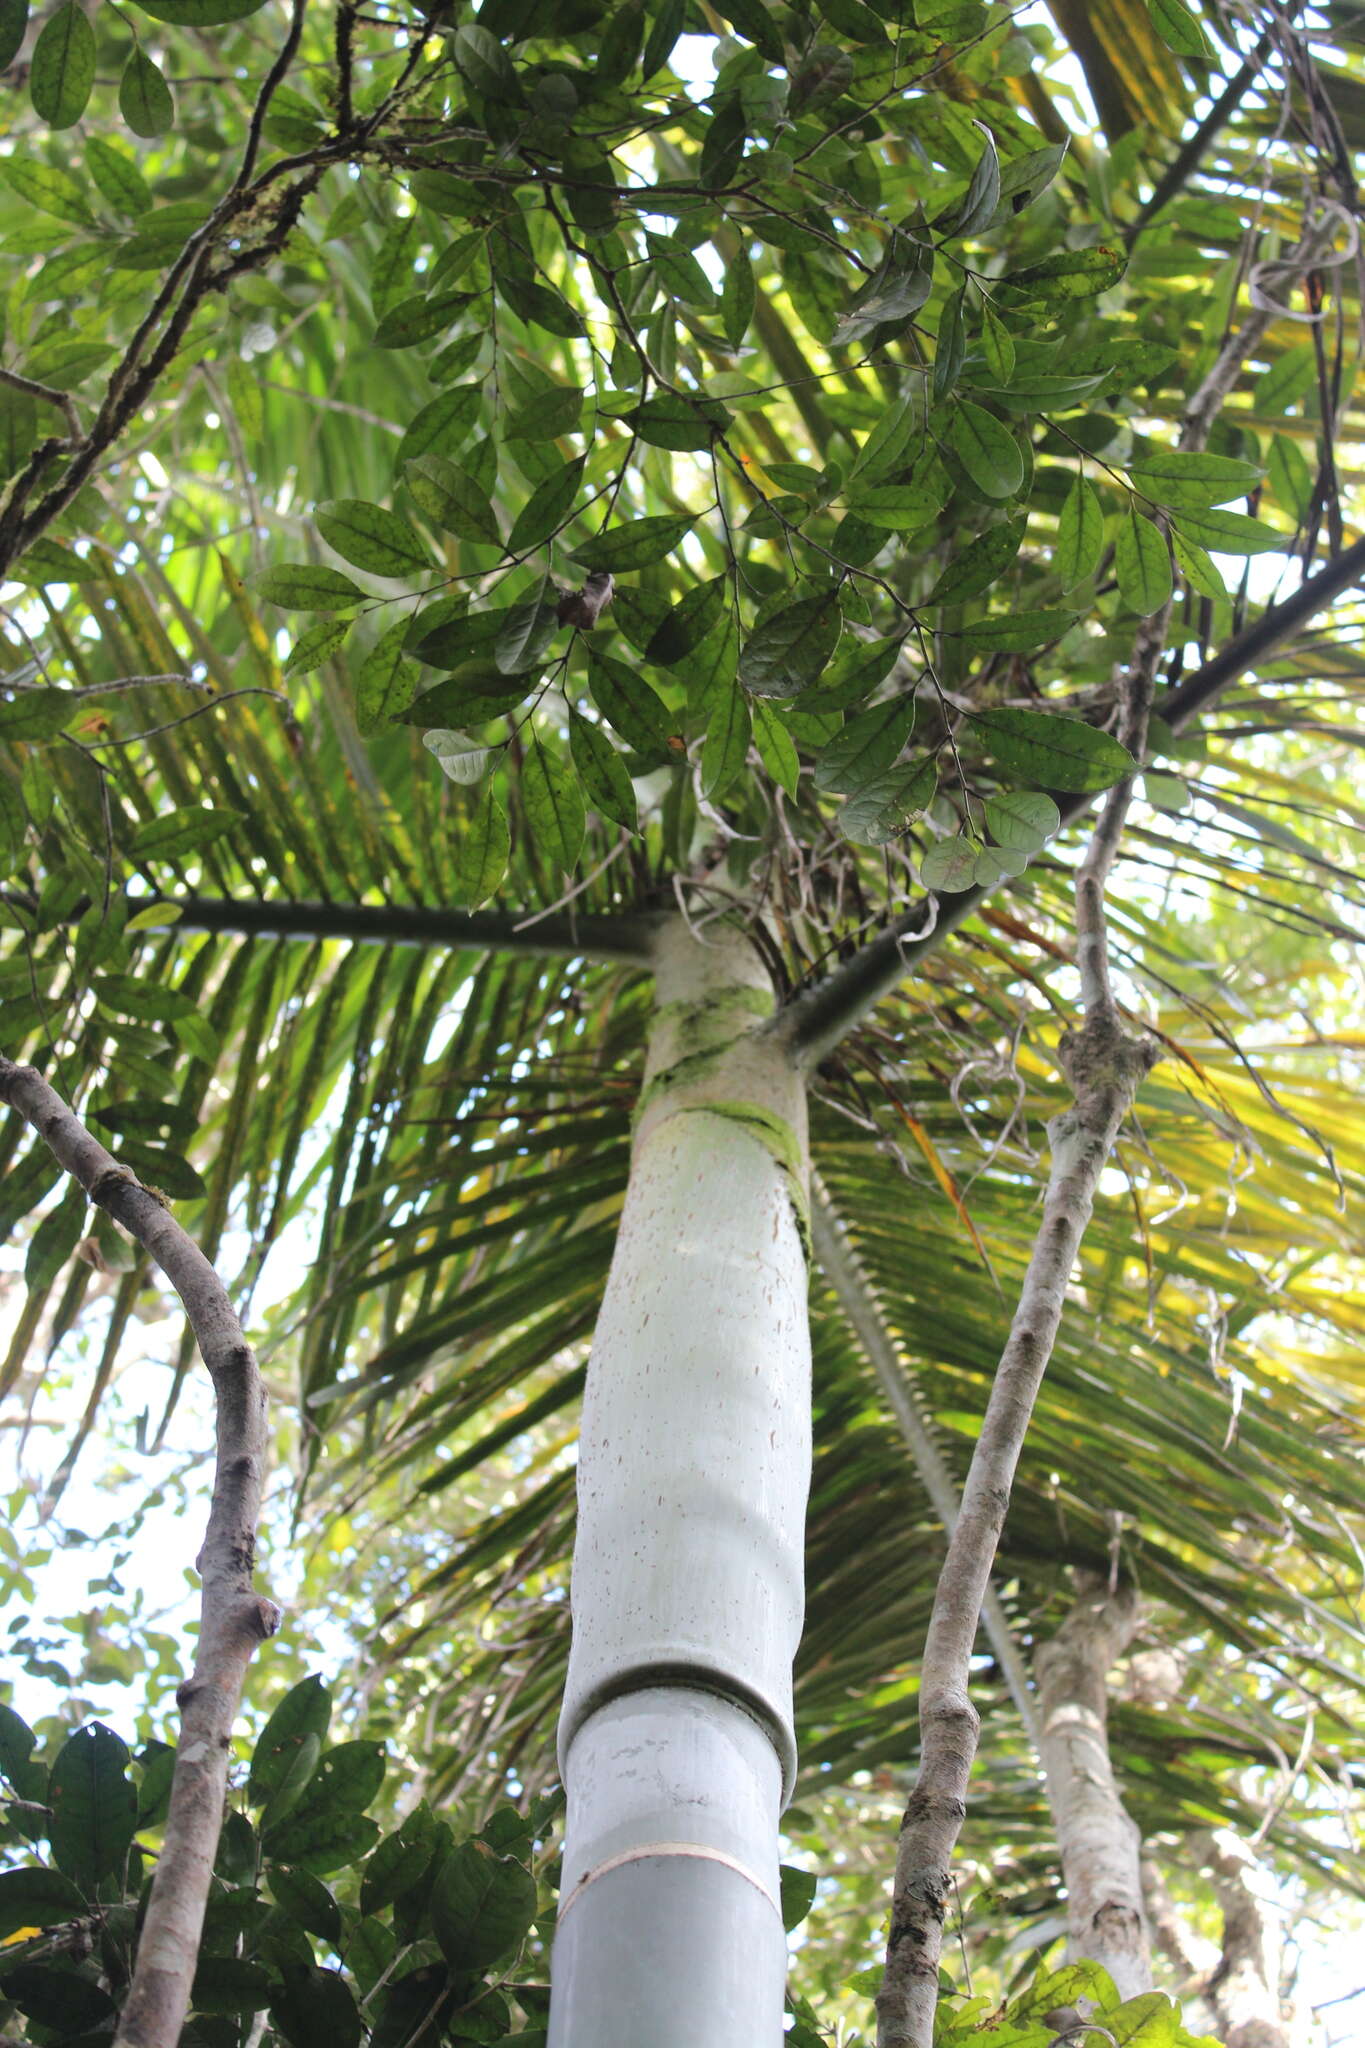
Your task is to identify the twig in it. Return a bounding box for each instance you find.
[0,1057,280,2048]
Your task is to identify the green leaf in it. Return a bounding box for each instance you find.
[523,737,585,875]
[354,619,418,732]
[85,137,154,217]
[571,514,694,572]
[836,756,936,844]
[1172,531,1225,598]
[0,777,26,878]
[984,790,1060,848]
[1128,449,1262,508]
[925,516,1025,605]
[943,124,999,239]
[260,1733,323,1832]
[700,682,751,800]
[947,401,1023,499]
[1056,474,1104,588]
[452,788,510,908]
[94,972,197,1022]
[423,729,499,783]
[643,577,727,667]
[971,708,1137,792]
[1168,505,1284,554]
[431,1838,538,1973]
[396,385,483,467]
[374,290,475,349]
[720,242,756,348]
[920,834,980,891]
[453,21,522,100]
[570,710,639,831]
[1115,507,1172,614]
[317,499,435,578]
[119,45,175,135]
[813,695,916,794]
[133,0,268,18]
[0,688,78,740]
[848,471,943,532]
[249,1675,332,1805]
[629,393,730,451]
[1268,433,1313,522]
[780,1863,818,1932]
[361,1804,444,1916]
[258,565,365,611]
[0,0,28,70]
[998,246,1127,303]
[403,669,530,727]
[587,649,680,764]
[1145,0,1213,59]
[505,385,583,441]
[284,614,351,679]
[0,157,95,226]
[312,1740,386,1813]
[495,575,558,673]
[48,1724,138,1888]
[404,456,501,547]
[191,1958,274,2016]
[980,302,1015,384]
[957,610,1075,651]
[738,593,842,698]
[259,1804,379,1876]
[270,1963,362,2048]
[0,1868,86,1944]
[30,1,96,129]
[130,806,241,861]
[752,697,800,796]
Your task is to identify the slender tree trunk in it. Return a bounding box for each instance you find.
[1034,1576,1151,1997]
[548,915,811,2048]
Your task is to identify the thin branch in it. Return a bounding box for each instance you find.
[0,1057,279,2048]
[1124,30,1276,245]
[809,1183,1041,1749]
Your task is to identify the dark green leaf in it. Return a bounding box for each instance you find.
[780,1863,818,1932]
[569,710,639,831]
[354,619,419,733]
[523,737,585,874]
[249,1676,332,1805]
[396,385,483,467]
[0,0,28,69]
[813,695,915,794]
[0,158,94,226]
[2,1963,115,2034]
[86,138,154,217]
[258,565,365,611]
[259,1805,379,1876]
[452,788,510,908]
[629,394,730,451]
[30,1,96,128]
[738,593,842,698]
[571,514,694,572]
[943,124,999,239]
[587,649,680,763]
[0,1868,85,1944]
[405,456,501,547]
[0,688,77,740]
[361,1804,444,1916]
[720,243,756,350]
[947,401,1023,499]
[643,577,727,666]
[270,1964,362,2048]
[374,290,474,349]
[925,516,1025,605]
[191,1958,274,2015]
[700,681,751,799]
[119,46,175,136]
[431,1838,538,1973]
[133,0,268,18]
[971,708,1137,792]
[984,790,1060,848]
[837,756,936,844]
[453,22,522,101]
[266,1866,342,1946]
[47,1725,137,1888]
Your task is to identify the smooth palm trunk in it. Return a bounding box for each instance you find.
[549,918,811,2047]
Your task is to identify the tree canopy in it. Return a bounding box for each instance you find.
[2,0,1365,2041]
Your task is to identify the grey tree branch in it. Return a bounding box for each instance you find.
[809,1182,1041,1749]
[1202,1830,1292,2048]
[1035,1576,1149,1998]
[0,1056,280,2048]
